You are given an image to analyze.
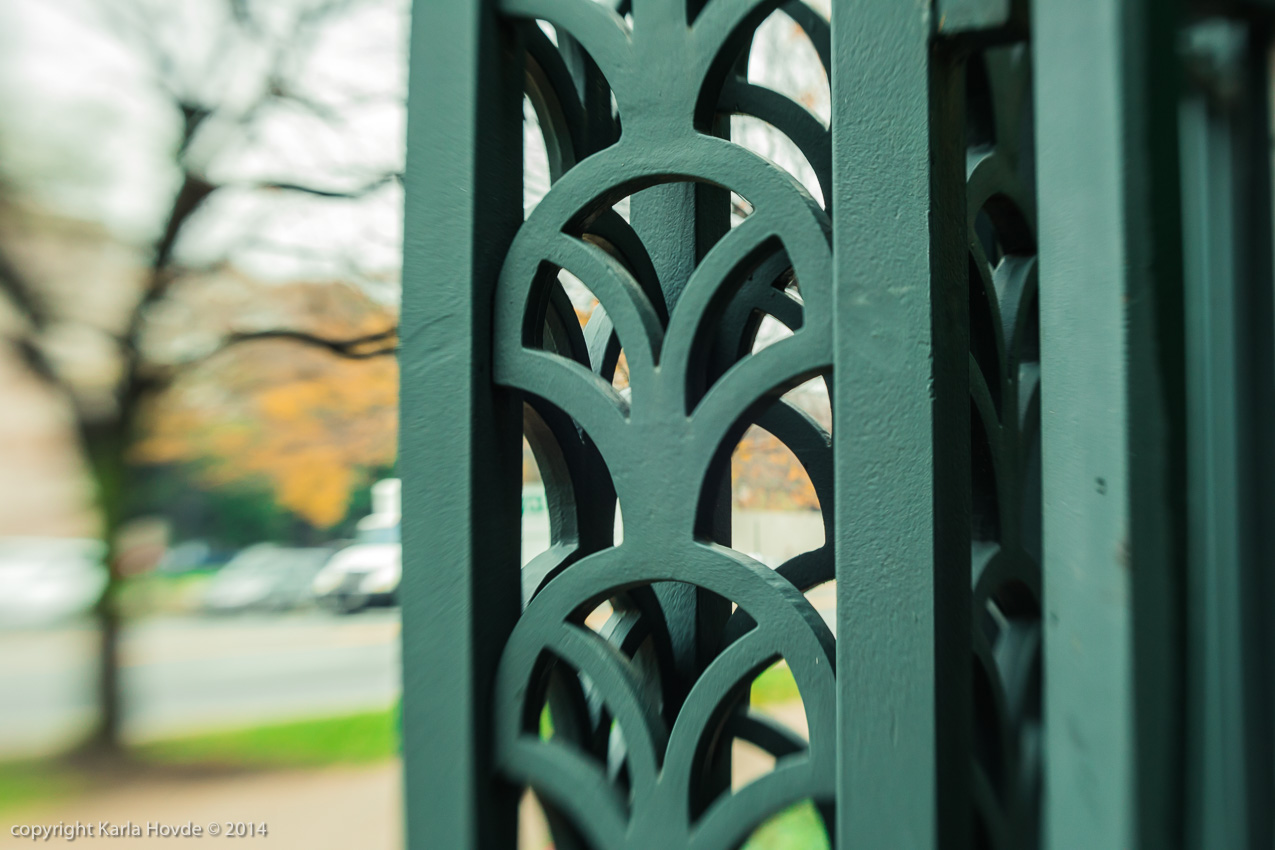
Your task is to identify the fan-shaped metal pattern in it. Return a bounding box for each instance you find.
[492,1,837,847]
[964,42,1042,850]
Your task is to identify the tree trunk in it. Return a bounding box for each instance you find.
[80,419,129,756]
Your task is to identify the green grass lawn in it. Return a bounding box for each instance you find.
[0,706,401,817]
[0,758,91,817]
[750,662,800,706]
[743,800,830,850]
[135,705,400,769]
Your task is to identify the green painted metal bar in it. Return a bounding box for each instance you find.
[1226,22,1275,848]
[1179,24,1247,850]
[401,1,525,848]
[1179,16,1275,850]
[1033,1,1188,848]
[832,2,968,847]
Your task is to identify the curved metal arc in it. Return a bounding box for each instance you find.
[969,232,1009,391]
[524,22,587,179]
[778,1,829,73]
[584,309,623,380]
[972,548,1042,618]
[661,629,778,800]
[542,278,593,365]
[973,633,1019,804]
[970,352,1004,447]
[995,254,1038,378]
[524,392,619,547]
[526,134,828,256]
[994,619,1041,720]
[497,349,631,459]
[971,540,1002,593]
[540,234,666,392]
[718,78,831,204]
[578,210,667,382]
[547,624,670,797]
[689,0,785,81]
[526,545,833,661]
[689,332,830,455]
[725,709,808,759]
[753,283,805,331]
[524,399,583,546]
[490,7,850,837]
[689,760,826,850]
[523,544,581,605]
[543,661,604,754]
[1017,364,1040,449]
[967,153,1037,245]
[501,737,630,849]
[584,210,667,321]
[696,256,804,407]
[662,214,779,384]
[971,357,1011,540]
[721,547,833,646]
[502,0,634,91]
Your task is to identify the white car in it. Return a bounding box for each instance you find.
[0,537,108,627]
[311,531,400,614]
[311,479,400,614]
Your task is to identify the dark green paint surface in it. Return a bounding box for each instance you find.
[401,0,1275,848]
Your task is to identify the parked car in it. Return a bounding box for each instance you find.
[0,537,108,626]
[312,479,400,614]
[200,543,333,614]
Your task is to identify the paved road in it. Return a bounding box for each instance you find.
[0,610,401,758]
[0,586,836,759]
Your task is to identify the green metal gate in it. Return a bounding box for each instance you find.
[400,0,1275,847]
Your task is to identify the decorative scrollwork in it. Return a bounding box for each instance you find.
[492,0,836,846]
[965,43,1042,850]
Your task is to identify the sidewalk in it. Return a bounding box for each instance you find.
[1,702,808,850]
[1,763,401,850]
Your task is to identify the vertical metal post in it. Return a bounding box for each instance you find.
[1227,26,1275,848]
[1180,25,1246,850]
[1179,17,1275,850]
[1033,0,1187,847]
[401,1,524,848]
[832,2,969,847]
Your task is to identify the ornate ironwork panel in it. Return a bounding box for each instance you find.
[402,1,1275,849]
[963,41,1041,850]
[492,2,837,847]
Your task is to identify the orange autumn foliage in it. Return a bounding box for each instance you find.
[135,278,398,528]
[137,343,397,527]
[731,425,820,512]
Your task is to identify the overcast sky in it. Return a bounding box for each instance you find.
[0,0,828,298]
[0,0,407,290]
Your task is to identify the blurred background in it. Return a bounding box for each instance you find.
[0,1,831,847]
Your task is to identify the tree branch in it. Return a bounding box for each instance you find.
[223,326,398,358]
[0,239,49,329]
[138,326,397,397]
[251,173,401,199]
[0,240,75,398]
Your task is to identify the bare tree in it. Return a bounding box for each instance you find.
[0,0,403,754]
